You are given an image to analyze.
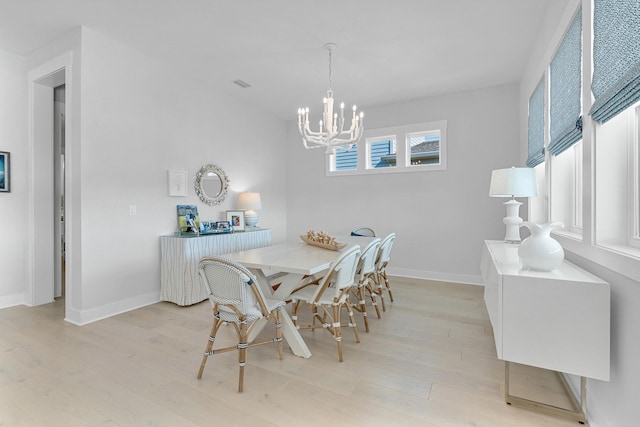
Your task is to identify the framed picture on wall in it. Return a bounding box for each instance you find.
[226,210,245,232]
[168,170,188,197]
[0,151,10,193]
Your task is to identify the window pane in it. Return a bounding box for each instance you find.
[407,131,440,166]
[573,141,583,229]
[368,139,396,169]
[334,146,357,171]
[636,105,640,239]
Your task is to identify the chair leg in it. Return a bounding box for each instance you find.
[291,301,300,328]
[382,270,394,302]
[366,283,382,319]
[274,308,284,360]
[237,320,248,393]
[312,305,320,330]
[375,273,387,312]
[357,285,370,332]
[332,304,344,362]
[345,299,360,344]
[198,314,224,379]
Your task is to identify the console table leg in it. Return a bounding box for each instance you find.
[504,361,588,424]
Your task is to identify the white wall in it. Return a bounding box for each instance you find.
[0,27,288,323]
[0,50,28,306]
[286,83,521,284]
[519,1,639,425]
[74,28,287,321]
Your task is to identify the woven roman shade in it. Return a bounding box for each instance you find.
[590,0,640,124]
[548,7,582,156]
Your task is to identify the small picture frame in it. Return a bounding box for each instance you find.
[168,170,188,197]
[226,210,245,232]
[215,221,231,232]
[177,204,200,233]
[0,151,10,193]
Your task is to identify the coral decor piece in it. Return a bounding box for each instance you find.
[300,230,347,251]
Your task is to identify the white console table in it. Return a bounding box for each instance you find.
[480,240,610,424]
[160,229,271,305]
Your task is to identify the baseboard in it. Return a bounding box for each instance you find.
[65,291,161,325]
[0,293,27,309]
[388,267,483,286]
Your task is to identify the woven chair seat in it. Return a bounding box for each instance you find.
[289,245,362,362]
[197,256,285,392]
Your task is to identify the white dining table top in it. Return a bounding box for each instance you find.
[225,235,378,275]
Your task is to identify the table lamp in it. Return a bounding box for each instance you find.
[489,167,538,243]
[238,192,262,228]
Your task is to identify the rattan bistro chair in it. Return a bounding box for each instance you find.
[351,227,376,237]
[350,237,381,332]
[196,256,284,392]
[289,245,362,362]
[374,233,396,312]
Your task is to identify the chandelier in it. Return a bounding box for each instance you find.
[297,43,364,154]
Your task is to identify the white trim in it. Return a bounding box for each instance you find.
[27,52,73,319]
[0,293,28,309]
[388,267,483,286]
[65,291,161,326]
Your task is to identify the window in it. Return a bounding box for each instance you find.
[635,106,640,241]
[594,101,640,252]
[529,163,547,224]
[334,146,357,171]
[550,140,583,237]
[366,137,396,169]
[328,121,447,175]
[406,131,441,167]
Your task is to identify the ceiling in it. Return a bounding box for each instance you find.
[0,0,568,120]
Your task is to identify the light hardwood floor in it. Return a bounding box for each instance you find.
[0,278,580,426]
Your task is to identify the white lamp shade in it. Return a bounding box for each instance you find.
[489,167,538,198]
[237,192,262,210]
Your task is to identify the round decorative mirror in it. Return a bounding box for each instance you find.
[194,164,229,206]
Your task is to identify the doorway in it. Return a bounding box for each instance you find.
[54,85,65,298]
[28,53,72,320]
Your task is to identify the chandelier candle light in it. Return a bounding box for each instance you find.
[297,43,364,154]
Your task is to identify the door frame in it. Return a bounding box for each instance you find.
[27,52,74,321]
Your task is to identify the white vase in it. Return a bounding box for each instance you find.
[518,222,565,271]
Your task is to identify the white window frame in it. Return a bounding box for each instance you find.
[592,100,640,254]
[550,140,584,240]
[631,105,640,248]
[326,120,447,176]
[365,134,397,170]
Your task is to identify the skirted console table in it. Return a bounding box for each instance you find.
[160,228,271,305]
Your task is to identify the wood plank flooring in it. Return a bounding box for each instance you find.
[0,277,580,426]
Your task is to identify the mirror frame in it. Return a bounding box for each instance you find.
[194,163,229,206]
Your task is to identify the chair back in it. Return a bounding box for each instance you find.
[376,233,396,269]
[356,238,381,280]
[351,227,376,237]
[198,256,269,321]
[312,245,361,301]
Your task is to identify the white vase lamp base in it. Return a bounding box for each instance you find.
[244,210,259,228]
[503,199,523,244]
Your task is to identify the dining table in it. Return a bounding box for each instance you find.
[224,235,378,358]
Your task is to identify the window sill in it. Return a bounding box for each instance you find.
[552,229,583,242]
[595,241,640,262]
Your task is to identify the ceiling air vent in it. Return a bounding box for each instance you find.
[233,79,251,88]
